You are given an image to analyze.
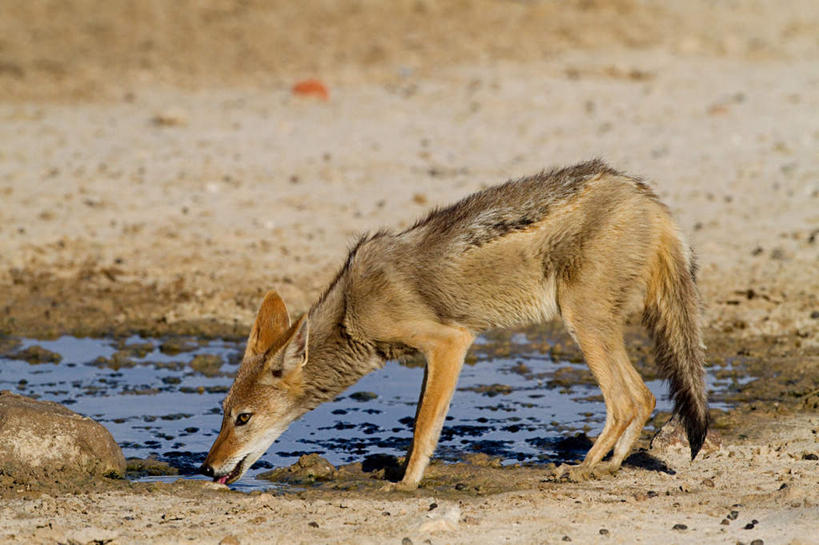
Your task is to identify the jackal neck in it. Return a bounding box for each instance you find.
[296,272,383,412]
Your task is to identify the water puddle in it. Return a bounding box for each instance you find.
[0,333,748,491]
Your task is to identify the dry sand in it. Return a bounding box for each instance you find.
[0,0,817,543]
[0,413,817,545]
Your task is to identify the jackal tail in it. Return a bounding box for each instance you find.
[643,221,709,459]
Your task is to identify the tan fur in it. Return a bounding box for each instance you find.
[201,160,709,488]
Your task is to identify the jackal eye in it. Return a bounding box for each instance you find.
[235,413,252,426]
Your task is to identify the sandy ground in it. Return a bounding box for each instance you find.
[0,0,818,543]
[0,413,817,545]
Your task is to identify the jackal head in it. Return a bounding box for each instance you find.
[200,290,308,484]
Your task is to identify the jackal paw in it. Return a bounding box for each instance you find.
[380,480,418,492]
[550,464,591,482]
[589,461,620,478]
[546,462,617,483]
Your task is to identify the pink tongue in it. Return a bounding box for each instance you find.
[217,476,228,485]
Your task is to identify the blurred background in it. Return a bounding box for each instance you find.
[0,0,817,346]
[2,0,816,100]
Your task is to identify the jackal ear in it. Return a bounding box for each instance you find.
[263,314,308,384]
[279,314,309,376]
[245,290,291,359]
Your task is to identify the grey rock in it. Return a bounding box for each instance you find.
[0,390,126,481]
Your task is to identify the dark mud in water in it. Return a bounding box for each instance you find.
[0,332,751,491]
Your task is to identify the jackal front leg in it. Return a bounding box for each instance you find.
[395,323,474,490]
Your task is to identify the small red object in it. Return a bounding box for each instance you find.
[292,79,329,100]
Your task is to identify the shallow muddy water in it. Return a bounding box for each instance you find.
[0,333,747,491]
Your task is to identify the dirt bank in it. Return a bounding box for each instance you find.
[1,411,817,544]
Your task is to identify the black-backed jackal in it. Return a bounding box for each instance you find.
[201,160,708,488]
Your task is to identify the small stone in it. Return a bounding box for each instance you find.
[308,521,319,528]
[412,193,428,205]
[801,453,818,460]
[701,478,715,488]
[428,502,438,511]
[402,538,413,545]
[599,529,609,535]
[721,519,730,525]
[810,311,819,319]
[743,522,755,530]
[673,523,688,530]
[151,108,188,127]
[750,540,764,545]
[291,79,329,100]
[728,510,739,520]
[562,536,572,542]
[257,453,336,483]
[349,391,378,402]
[219,536,240,545]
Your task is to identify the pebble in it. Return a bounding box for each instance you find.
[349,391,378,402]
[219,536,240,545]
[750,540,764,545]
[308,521,319,528]
[562,536,572,542]
[728,510,739,520]
[402,538,413,545]
[291,79,329,100]
[672,524,688,530]
[151,108,188,127]
[599,528,609,535]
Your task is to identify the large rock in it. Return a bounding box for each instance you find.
[0,390,126,481]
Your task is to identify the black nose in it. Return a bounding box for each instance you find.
[199,464,214,477]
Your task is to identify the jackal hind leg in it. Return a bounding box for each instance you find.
[607,349,655,470]
[388,322,474,490]
[551,306,639,482]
